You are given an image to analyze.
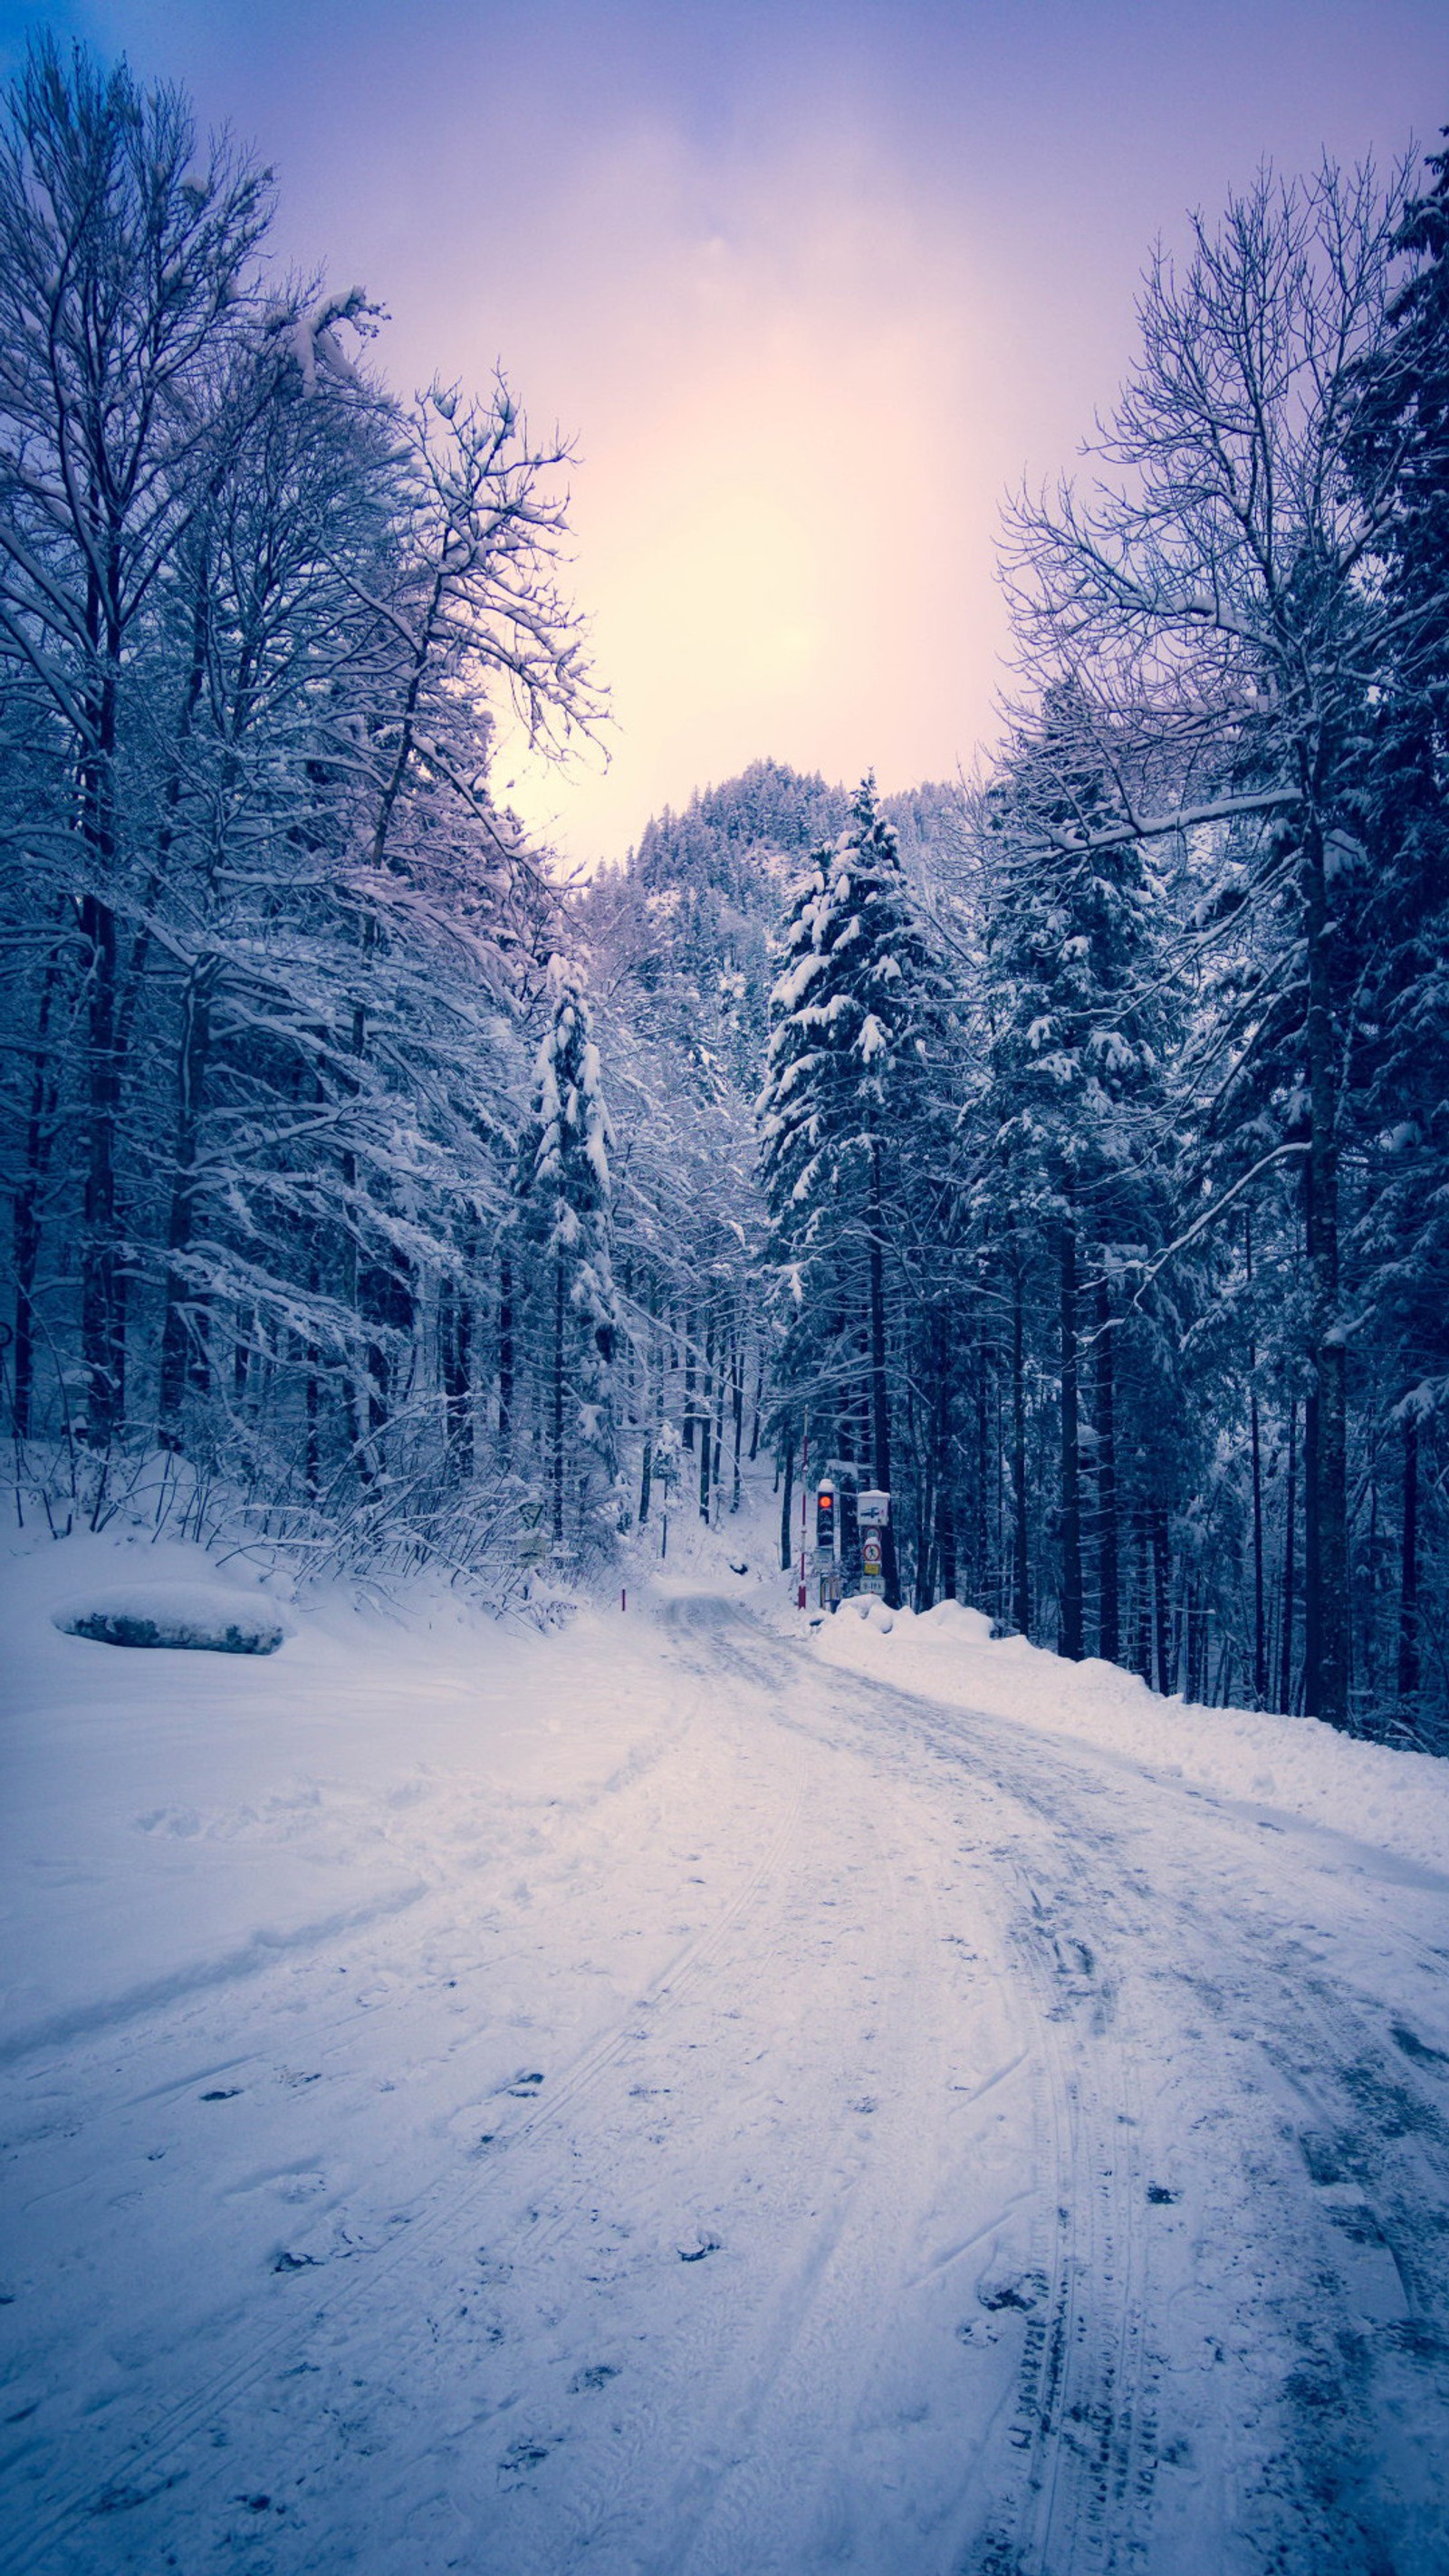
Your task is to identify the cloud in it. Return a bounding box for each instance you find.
[494,112,1007,859]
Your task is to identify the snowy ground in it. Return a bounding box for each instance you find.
[4,1508,1449,2574]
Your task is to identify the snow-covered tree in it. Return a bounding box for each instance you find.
[0,36,273,1440]
[978,690,1181,1662]
[1348,136,1449,1717]
[1007,164,1406,1725]
[0,35,598,1600]
[759,777,952,1604]
[513,956,619,1550]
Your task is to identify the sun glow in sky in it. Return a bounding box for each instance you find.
[2,0,1445,860]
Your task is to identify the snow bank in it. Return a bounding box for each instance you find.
[0,1531,677,2062]
[813,1595,1449,1879]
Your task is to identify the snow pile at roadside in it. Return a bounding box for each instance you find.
[0,1531,673,2062]
[811,1595,1449,1878]
[53,1577,287,1654]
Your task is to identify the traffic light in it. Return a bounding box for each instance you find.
[815,1480,838,1558]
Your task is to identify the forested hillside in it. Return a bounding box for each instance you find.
[4,42,1448,1744]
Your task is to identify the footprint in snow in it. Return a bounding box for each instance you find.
[1392,2021,1449,2067]
[498,2436,558,2485]
[956,2318,999,2348]
[504,2071,544,2097]
[677,2234,721,2264]
[569,2363,619,2394]
[978,2272,1047,2313]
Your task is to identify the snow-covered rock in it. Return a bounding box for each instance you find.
[53,1582,285,1656]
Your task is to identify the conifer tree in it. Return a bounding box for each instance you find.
[981,690,1177,1659]
[758,778,948,1602]
[514,957,619,1550]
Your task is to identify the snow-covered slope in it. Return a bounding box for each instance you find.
[811,1593,1449,1880]
[0,1533,676,2063]
[4,1529,1448,2574]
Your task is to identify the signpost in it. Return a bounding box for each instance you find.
[857,1487,889,1595]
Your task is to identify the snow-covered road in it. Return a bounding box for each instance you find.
[4,1572,1449,2573]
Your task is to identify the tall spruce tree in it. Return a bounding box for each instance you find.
[980,690,1178,1661]
[758,778,948,1604]
[513,957,619,1551]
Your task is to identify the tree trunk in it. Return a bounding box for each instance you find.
[1058,1198,1083,1661]
[868,1138,898,1605]
[1280,1399,1298,1715]
[698,1320,714,1522]
[1012,1255,1029,1637]
[1303,1388,1320,1713]
[303,1230,322,1501]
[780,1428,795,1573]
[934,1318,959,1604]
[936,1460,958,1605]
[1095,1274,1118,1663]
[1397,1411,1420,1711]
[80,891,123,1443]
[552,1254,565,1544]
[79,607,125,1447]
[441,1263,473,1477]
[712,1351,727,1520]
[12,940,63,1439]
[158,963,215,1450]
[1250,1392,1266,1709]
[1302,823,1348,1725]
[972,1348,988,1610]
[498,1250,514,1464]
[1132,1508,1153,1682]
[1152,1504,1171,1695]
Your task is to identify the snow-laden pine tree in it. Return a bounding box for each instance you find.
[513,957,619,1551]
[759,778,950,1605]
[1348,136,1449,1716]
[980,688,1179,1663]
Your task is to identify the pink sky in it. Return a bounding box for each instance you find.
[4,0,1445,860]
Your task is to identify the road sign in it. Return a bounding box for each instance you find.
[857,1489,890,1528]
[860,1526,886,1595]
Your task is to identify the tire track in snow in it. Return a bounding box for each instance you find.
[10,1593,1449,2573]
[686,1602,1164,2575]
[1,1662,812,2575]
[774,1609,1449,2574]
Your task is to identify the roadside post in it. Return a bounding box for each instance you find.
[797,1422,809,1609]
[857,1487,890,1597]
[654,1434,679,1561]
